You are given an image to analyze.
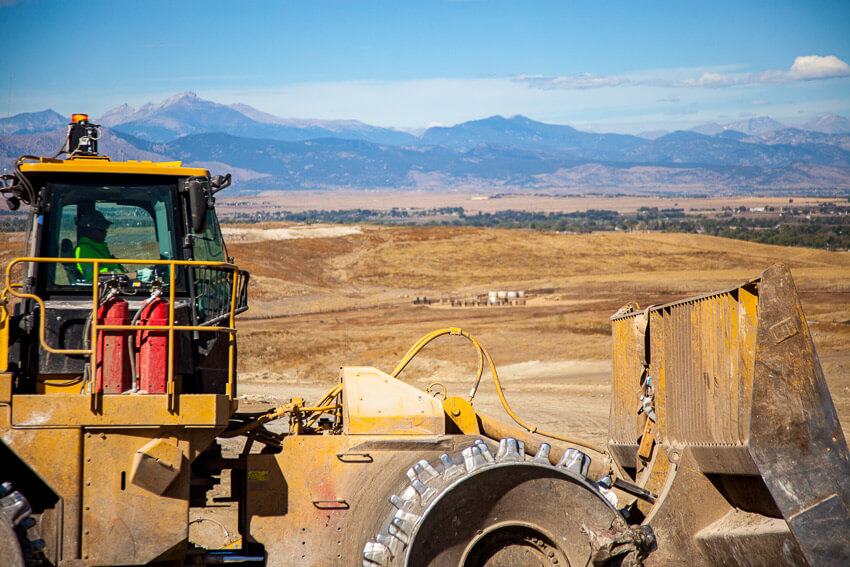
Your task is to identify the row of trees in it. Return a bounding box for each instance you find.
[223,205,849,250]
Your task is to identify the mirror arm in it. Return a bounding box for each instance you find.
[210,173,232,194]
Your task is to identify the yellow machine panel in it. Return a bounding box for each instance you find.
[341,366,445,435]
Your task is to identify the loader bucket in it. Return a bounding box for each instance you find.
[609,263,850,566]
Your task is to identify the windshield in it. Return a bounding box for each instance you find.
[45,181,179,287]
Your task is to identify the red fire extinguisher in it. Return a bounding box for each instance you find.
[136,295,169,394]
[95,295,132,393]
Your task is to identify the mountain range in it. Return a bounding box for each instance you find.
[2,92,849,195]
[95,92,418,146]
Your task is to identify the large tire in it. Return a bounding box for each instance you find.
[0,510,25,567]
[0,483,44,567]
[362,438,651,567]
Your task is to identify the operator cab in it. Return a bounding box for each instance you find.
[0,114,247,397]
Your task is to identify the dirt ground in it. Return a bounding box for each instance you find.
[225,224,850,447]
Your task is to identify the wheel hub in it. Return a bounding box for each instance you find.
[462,523,569,567]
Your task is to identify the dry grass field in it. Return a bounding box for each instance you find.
[0,224,846,448]
[222,224,850,446]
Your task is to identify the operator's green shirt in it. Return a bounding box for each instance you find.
[74,236,125,279]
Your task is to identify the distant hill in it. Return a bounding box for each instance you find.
[747,128,850,151]
[723,116,787,136]
[419,115,645,160]
[100,92,294,142]
[159,131,850,192]
[636,129,669,140]
[625,130,850,168]
[228,103,417,145]
[0,127,172,166]
[0,110,66,136]
[804,114,850,134]
[656,130,711,143]
[689,122,724,136]
[2,95,849,194]
[715,130,748,141]
[690,117,788,137]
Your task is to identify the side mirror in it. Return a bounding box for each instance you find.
[187,178,208,233]
[211,173,232,194]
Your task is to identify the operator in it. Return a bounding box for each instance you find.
[74,210,127,280]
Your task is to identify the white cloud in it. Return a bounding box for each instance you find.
[642,72,737,88]
[703,56,850,86]
[515,73,629,90]
[516,56,850,91]
[682,72,735,88]
[755,55,850,83]
[789,55,850,80]
[750,99,768,106]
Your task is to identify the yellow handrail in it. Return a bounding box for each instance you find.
[3,256,246,405]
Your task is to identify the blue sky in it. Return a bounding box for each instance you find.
[2,0,849,133]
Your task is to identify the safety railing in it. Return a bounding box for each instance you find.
[193,264,250,327]
[3,257,249,411]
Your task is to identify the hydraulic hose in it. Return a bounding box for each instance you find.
[303,383,344,429]
[391,328,484,396]
[392,327,605,455]
[12,156,39,205]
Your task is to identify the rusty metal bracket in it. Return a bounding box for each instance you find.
[613,478,657,504]
[443,396,481,434]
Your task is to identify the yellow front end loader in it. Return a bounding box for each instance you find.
[0,115,847,566]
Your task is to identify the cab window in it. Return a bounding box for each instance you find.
[191,209,227,262]
[46,182,177,287]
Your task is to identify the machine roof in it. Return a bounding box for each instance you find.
[19,156,209,177]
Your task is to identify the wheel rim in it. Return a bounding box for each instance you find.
[461,522,569,567]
